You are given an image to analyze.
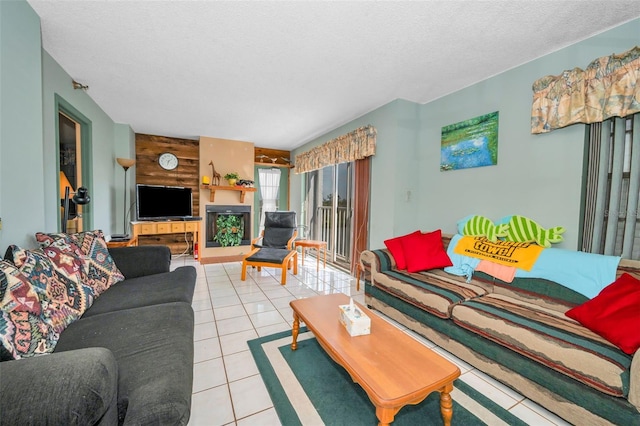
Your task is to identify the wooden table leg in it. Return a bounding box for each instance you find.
[439,383,454,426]
[301,247,305,266]
[375,406,397,426]
[322,244,326,268]
[316,247,320,271]
[291,312,300,350]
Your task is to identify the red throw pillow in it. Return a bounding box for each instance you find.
[384,230,421,270]
[565,273,640,354]
[400,229,453,273]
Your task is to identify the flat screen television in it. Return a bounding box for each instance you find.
[136,184,193,220]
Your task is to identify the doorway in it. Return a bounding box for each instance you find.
[305,162,354,269]
[56,95,93,233]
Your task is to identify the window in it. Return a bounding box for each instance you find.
[257,168,281,234]
[582,113,639,259]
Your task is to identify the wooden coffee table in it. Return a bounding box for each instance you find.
[290,294,460,426]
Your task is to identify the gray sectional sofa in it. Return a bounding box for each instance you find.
[0,245,196,425]
[360,234,640,426]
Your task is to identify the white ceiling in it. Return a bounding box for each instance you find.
[27,1,640,150]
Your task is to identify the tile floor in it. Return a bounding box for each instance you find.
[173,254,571,426]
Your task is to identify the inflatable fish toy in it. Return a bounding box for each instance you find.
[461,215,509,242]
[503,215,565,248]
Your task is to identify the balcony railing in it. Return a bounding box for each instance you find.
[315,206,352,265]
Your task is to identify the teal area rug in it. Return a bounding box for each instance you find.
[248,329,528,426]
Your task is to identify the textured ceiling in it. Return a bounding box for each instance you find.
[27,1,640,150]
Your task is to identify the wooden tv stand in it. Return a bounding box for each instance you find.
[131,220,201,246]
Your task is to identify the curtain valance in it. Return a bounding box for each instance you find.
[294,125,376,173]
[531,45,640,134]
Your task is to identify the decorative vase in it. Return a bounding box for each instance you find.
[202,176,210,185]
[227,178,237,186]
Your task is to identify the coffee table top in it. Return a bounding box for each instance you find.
[290,294,460,408]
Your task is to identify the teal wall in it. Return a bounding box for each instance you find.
[113,123,136,235]
[0,0,134,253]
[291,18,640,250]
[0,0,45,250]
[42,51,132,234]
[291,100,407,244]
[2,0,637,254]
[418,18,639,251]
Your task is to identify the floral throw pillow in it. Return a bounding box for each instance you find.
[36,230,124,296]
[0,310,60,360]
[0,259,65,360]
[8,246,90,333]
[0,260,42,315]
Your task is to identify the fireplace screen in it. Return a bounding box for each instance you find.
[206,205,251,247]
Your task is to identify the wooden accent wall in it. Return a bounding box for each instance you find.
[135,133,199,254]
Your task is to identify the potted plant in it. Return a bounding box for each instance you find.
[224,172,239,186]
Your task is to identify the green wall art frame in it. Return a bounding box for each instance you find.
[440,111,499,171]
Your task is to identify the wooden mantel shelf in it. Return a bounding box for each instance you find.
[200,185,256,202]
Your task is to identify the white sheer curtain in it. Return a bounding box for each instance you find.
[258,168,281,233]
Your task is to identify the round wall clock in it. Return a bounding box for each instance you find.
[158,152,178,170]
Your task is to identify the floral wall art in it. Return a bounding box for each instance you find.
[440,111,499,171]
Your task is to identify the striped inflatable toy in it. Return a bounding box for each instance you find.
[504,215,565,248]
[461,215,509,242]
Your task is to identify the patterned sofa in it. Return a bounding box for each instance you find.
[360,234,640,426]
[0,240,196,425]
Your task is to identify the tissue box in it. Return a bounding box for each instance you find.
[339,303,371,336]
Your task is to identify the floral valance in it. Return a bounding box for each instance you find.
[294,125,376,173]
[531,45,640,134]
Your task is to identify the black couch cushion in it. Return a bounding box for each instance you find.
[260,211,297,248]
[82,266,196,318]
[54,302,194,425]
[246,247,293,264]
[108,245,171,279]
[0,347,119,425]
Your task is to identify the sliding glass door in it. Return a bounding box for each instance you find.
[304,162,354,269]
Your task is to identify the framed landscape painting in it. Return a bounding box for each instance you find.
[440,111,499,171]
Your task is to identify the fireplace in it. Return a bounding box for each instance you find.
[206,205,251,248]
